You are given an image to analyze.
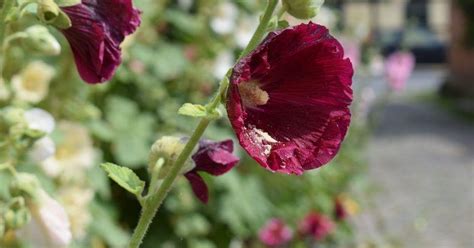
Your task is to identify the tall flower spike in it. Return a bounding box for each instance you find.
[227,22,353,175]
[185,140,239,203]
[59,0,141,84]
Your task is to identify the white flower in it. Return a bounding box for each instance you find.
[58,187,94,239]
[210,1,238,35]
[24,108,55,134]
[235,15,259,48]
[30,136,56,163]
[18,189,72,248]
[213,51,234,79]
[0,78,10,101]
[41,121,95,179]
[12,61,55,103]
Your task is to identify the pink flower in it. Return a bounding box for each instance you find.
[384,51,415,91]
[341,39,360,70]
[185,140,239,203]
[60,0,141,84]
[226,22,353,175]
[298,212,334,240]
[258,218,293,247]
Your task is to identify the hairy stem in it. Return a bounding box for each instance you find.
[238,0,278,60]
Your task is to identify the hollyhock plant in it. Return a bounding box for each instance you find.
[185,139,240,203]
[226,22,353,175]
[298,212,334,241]
[384,51,415,91]
[59,0,141,83]
[258,218,293,247]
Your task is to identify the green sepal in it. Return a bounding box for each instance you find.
[178,103,222,120]
[278,20,290,29]
[100,163,145,198]
[178,103,207,118]
[55,0,81,7]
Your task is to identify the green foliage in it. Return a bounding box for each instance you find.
[101,163,145,197]
[104,96,155,168]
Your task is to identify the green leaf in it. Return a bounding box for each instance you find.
[90,202,129,248]
[105,96,155,168]
[100,163,145,197]
[178,103,207,118]
[278,20,290,29]
[55,0,81,7]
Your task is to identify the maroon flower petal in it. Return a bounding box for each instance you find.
[184,172,209,204]
[191,139,239,176]
[60,0,140,83]
[227,22,353,175]
[334,198,348,220]
[298,212,334,240]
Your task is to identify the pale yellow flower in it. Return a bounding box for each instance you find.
[58,187,94,240]
[12,61,55,103]
[41,121,95,179]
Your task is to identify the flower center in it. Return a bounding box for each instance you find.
[238,81,269,107]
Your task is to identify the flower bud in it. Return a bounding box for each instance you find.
[5,197,31,230]
[282,0,324,19]
[148,136,194,177]
[148,136,186,171]
[1,107,25,127]
[30,136,56,162]
[23,25,61,56]
[37,0,72,29]
[9,173,41,199]
[24,108,55,134]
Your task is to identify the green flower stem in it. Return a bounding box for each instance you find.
[0,0,15,43]
[128,117,210,248]
[127,1,279,247]
[0,0,15,77]
[238,0,278,60]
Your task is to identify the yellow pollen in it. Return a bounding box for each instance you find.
[238,81,269,107]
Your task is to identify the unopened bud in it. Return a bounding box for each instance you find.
[1,107,25,127]
[149,136,195,178]
[283,0,324,19]
[37,0,72,29]
[149,136,186,170]
[5,198,31,230]
[23,25,61,56]
[9,173,41,199]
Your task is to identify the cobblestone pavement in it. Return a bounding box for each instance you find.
[355,68,474,248]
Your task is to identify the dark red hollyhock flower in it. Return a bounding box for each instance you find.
[258,218,293,247]
[334,198,348,220]
[185,140,239,203]
[298,212,334,241]
[60,0,140,83]
[226,22,353,175]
